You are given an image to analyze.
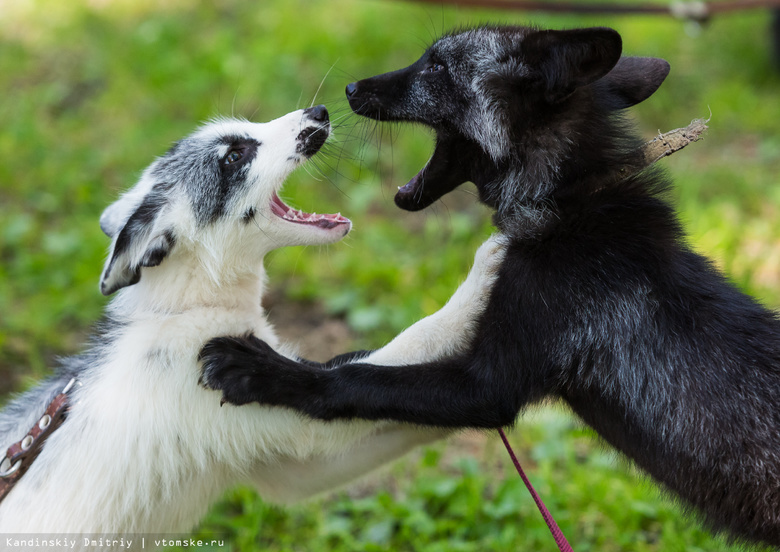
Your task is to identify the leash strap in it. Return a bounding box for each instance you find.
[0,378,76,504]
[498,428,573,552]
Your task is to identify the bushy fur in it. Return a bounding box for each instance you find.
[0,106,505,541]
[201,26,780,546]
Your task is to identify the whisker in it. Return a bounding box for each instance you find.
[301,162,324,182]
[231,86,240,119]
[311,60,340,108]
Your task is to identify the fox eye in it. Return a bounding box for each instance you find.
[224,149,243,165]
[425,63,445,74]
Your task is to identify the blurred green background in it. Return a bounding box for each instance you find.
[1,0,779,550]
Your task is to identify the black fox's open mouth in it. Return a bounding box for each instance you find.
[396,169,425,205]
[270,193,350,230]
[393,134,466,212]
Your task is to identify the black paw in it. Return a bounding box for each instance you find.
[198,334,277,406]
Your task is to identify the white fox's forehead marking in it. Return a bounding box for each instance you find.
[147,118,267,225]
[164,120,260,165]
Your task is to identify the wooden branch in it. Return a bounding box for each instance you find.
[606,118,708,185]
[642,117,709,166]
[407,0,780,23]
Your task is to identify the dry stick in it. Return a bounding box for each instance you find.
[642,117,709,165]
[604,117,708,186]
[408,0,780,22]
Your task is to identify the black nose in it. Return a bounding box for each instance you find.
[305,104,328,123]
[345,82,358,98]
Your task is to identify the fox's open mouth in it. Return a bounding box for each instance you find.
[396,169,425,206]
[393,134,467,212]
[270,193,350,230]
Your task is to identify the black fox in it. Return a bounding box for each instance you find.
[201,26,780,545]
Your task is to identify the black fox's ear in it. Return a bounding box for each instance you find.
[523,27,623,103]
[593,56,670,110]
[99,185,175,296]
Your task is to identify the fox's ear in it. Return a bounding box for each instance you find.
[523,27,623,103]
[100,197,138,238]
[99,177,159,238]
[99,184,176,296]
[593,56,670,110]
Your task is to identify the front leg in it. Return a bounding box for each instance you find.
[199,233,515,426]
[200,233,506,404]
[251,424,447,504]
[202,235,518,427]
[363,233,507,365]
[199,336,369,406]
[201,334,516,427]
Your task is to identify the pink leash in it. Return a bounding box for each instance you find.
[498,428,574,552]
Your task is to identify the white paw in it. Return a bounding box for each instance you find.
[471,233,508,279]
[447,233,507,312]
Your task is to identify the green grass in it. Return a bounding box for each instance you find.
[2,0,780,550]
[188,409,763,552]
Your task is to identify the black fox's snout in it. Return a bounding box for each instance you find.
[345,78,386,119]
[345,66,417,122]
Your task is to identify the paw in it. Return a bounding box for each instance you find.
[471,233,508,279]
[198,335,274,406]
[455,233,507,301]
[433,233,507,332]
